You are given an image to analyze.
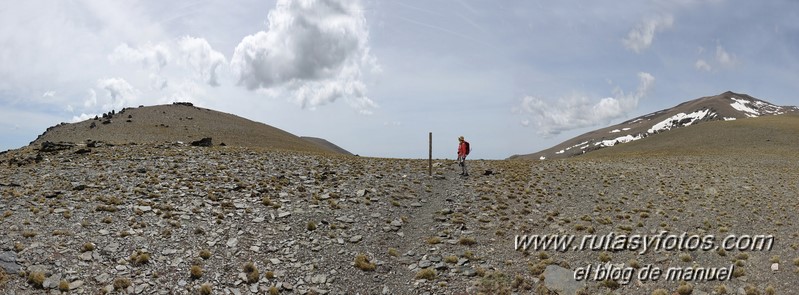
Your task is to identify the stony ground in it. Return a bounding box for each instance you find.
[1,143,798,294]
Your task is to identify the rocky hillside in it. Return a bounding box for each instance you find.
[1,140,797,294]
[300,137,354,156]
[28,103,347,155]
[512,91,799,160]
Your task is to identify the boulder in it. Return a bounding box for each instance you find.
[543,265,586,295]
[191,137,213,147]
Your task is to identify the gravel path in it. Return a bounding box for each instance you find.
[1,144,797,294]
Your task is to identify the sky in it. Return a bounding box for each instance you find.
[1,0,798,159]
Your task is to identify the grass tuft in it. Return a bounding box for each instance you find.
[458,236,476,246]
[199,249,212,260]
[27,271,45,289]
[130,250,150,265]
[415,268,437,280]
[113,277,131,290]
[190,265,203,280]
[354,254,376,271]
[199,283,213,295]
[676,283,693,295]
[243,262,259,283]
[58,280,70,292]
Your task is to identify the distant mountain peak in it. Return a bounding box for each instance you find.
[511,92,798,160]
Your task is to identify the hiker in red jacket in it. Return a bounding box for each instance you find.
[457,136,470,176]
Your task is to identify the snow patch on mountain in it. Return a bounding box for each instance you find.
[595,134,644,147]
[647,109,714,134]
[530,92,798,161]
[730,98,761,117]
[729,96,786,116]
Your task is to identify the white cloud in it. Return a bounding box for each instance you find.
[159,80,207,104]
[84,89,98,109]
[517,72,655,135]
[109,43,171,71]
[178,36,227,87]
[230,0,379,114]
[42,91,56,98]
[109,43,171,90]
[623,15,674,53]
[715,45,737,67]
[97,78,138,111]
[695,59,712,71]
[71,113,98,123]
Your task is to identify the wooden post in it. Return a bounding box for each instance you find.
[428,132,432,176]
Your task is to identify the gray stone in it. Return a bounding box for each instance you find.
[543,265,586,295]
[95,273,111,283]
[418,260,432,268]
[227,238,238,248]
[134,205,152,212]
[135,283,147,293]
[311,274,327,284]
[335,216,355,223]
[349,235,363,243]
[79,251,93,261]
[0,251,22,274]
[105,243,120,253]
[69,280,84,290]
[43,273,62,289]
[461,268,477,277]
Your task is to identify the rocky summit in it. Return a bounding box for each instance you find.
[1,140,798,294]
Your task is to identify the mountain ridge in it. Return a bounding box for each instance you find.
[510,91,799,160]
[28,103,351,155]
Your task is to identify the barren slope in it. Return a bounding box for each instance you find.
[29,103,337,154]
[584,113,799,159]
[1,143,798,294]
[300,137,354,156]
[513,91,799,160]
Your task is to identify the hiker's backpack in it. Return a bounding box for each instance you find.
[464,141,470,155]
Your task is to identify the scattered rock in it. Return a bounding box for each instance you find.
[543,265,586,295]
[74,148,91,154]
[40,141,75,153]
[227,238,238,248]
[0,251,22,274]
[191,137,213,147]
